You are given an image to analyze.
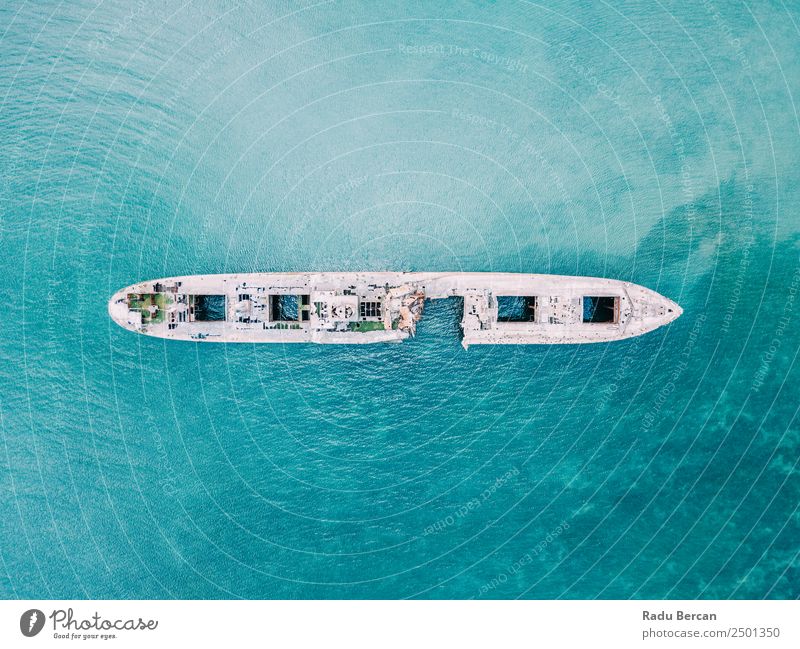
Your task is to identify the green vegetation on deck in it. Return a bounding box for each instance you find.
[348,321,385,332]
[128,293,168,324]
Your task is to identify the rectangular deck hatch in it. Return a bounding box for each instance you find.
[269,295,299,322]
[497,296,537,322]
[193,295,226,321]
[583,296,619,323]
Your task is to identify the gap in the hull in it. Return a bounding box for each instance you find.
[413,297,464,340]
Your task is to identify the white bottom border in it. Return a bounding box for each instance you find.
[1,600,797,648]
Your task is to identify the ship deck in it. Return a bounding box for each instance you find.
[108,272,682,347]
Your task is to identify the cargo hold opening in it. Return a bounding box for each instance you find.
[269,294,302,322]
[192,295,226,321]
[497,296,537,322]
[583,296,619,323]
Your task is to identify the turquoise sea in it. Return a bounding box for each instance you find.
[0,1,798,599]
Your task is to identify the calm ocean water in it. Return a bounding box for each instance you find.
[1,1,798,599]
